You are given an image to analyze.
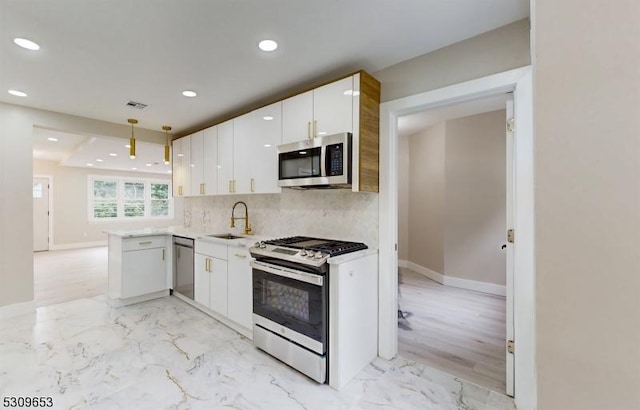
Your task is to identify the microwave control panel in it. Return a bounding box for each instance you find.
[326,143,344,176]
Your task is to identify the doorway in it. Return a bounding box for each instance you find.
[33,176,51,252]
[378,67,535,406]
[396,100,510,393]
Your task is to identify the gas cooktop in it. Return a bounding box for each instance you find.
[262,236,368,257]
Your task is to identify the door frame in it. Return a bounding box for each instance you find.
[378,66,535,408]
[33,175,53,251]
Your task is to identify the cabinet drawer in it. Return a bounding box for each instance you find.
[123,235,166,251]
[195,240,228,259]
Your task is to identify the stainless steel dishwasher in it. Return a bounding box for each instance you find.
[173,236,194,300]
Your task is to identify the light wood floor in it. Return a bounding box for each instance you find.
[33,246,108,307]
[398,268,506,393]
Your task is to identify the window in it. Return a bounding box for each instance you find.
[89,176,173,221]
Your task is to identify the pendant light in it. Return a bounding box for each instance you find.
[128,118,138,159]
[162,125,172,164]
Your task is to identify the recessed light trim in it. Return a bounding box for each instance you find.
[258,39,278,52]
[8,90,27,97]
[47,137,58,142]
[182,90,197,97]
[14,38,40,51]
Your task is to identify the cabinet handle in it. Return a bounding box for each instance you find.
[205,258,210,272]
[307,121,311,139]
[178,185,183,196]
[139,241,152,245]
[162,249,165,261]
[228,180,232,193]
[202,183,205,194]
[314,120,318,138]
[232,180,236,193]
[234,253,247,259]
[250,178,255,193]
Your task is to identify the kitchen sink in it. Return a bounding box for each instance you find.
[207,233,245,240]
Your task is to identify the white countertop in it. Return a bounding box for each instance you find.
[103,227,272,247]
[328,248,378,264]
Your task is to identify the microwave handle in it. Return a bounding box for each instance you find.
[320,144,327,178]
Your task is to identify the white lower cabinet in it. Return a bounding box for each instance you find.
[227,247,252,329]
[194,243,228,316]
[194,240,253,333]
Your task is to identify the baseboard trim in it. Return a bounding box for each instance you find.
[402,261,506,296]
[49,241,108,251]
[0,300,36,319]
[405,261,444,284]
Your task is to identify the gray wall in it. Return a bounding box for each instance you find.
[401,110,506,286]
[533,1,640,409]
[374,19,531,102]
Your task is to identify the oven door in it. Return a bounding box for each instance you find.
[252,261,327,354]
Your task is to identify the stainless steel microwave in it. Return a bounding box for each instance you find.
[277,132,352,189]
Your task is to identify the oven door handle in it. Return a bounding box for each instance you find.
[251,261,324,286]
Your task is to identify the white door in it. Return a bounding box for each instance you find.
[282,90,313,143]
[505,96,515,397]
[33,177,49,251]
[217,120,235,195]
[313,76,353,137]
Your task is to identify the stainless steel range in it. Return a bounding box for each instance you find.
[250,236,368,383]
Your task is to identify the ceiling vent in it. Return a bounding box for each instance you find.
[125,100,147,110]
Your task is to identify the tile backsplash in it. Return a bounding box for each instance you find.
[183,189,379,248]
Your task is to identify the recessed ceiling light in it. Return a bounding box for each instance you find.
[131,167,137,170]
[86,163,94,167]
[263,116,274,121]
[8,90,27,97]
[145,163,152,167]
[109,153,117,157]
[258,39,278,52]
[47,137,58,142]
[182,90,197,97]
[14,38,40,51]
[96,159,104,162]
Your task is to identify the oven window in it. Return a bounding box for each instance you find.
[279,147,321,179]
[265,281,310,321]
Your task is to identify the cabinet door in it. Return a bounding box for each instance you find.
[313,76,354,137]
[189,131,204,195]
[121,248,167,298]
[181,136,192,197]
[251,102,282,194]
[194,253,210,307]
[217,120,235,195]
[227,248,253,329]
[209,257,228,316]
[282,90,313,144]
[232,113,253,194]
[203,126,218,195]
[172,139,183,197]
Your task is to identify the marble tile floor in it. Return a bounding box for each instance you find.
[0,296,516,410]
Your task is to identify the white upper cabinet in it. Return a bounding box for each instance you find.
[217,120,235,195]
[282,90,313,143]
[232,112,254,195]
[248,102,282,194]
[313,76,354,138]
[172,137,191,197]
[281,76,354,144]
[190,127,217,196]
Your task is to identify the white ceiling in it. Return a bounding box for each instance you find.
[1,0,529,137]
[398,94,510,138]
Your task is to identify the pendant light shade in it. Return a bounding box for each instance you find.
[162,125,172,164]
[128,118,138,159]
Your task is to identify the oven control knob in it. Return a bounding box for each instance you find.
[259,241,266,248]
[314,252,324,259]
[254,242,261,248]
[300,249,307,256]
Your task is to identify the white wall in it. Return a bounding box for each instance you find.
[0,102,166,308]
[533,1,640,409]
[33,159,183,248]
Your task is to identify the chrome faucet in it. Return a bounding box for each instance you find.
[230,201,253,235]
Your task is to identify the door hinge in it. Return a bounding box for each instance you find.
[507,340,515,354]
[507,118,515,133]
[507,229,514,244]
